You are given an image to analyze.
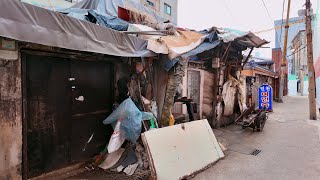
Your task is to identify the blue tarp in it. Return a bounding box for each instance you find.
[181,41,220,58]
[88,10,129,31]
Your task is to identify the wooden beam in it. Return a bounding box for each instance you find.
[241,47,254,69]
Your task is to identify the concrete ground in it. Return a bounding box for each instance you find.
[194,96,320,180]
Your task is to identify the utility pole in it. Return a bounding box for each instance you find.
[305,0,317,120]
[279,0,291,102]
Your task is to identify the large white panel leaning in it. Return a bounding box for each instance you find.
[142,119,224,180]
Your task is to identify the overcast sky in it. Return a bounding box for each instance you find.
[178,0,319,58]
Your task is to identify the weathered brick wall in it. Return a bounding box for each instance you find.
[272,48,289,96]
[0,45,22,179]
[272,48,282,73]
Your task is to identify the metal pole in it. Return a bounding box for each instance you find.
[279,0,291,103]
[305,0,317,120]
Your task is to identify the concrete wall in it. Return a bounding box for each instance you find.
[159,0,177,24]
[288,80,298,96]
[312,5,320,106]
[138,0,177,24]
[0,44,22,179]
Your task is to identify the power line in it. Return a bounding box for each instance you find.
[286,45,307,57]
[255,18,305,34]
[279,0,286,45]
[261,0,273,23]
[259,0,284,49]
[221,0,234,21]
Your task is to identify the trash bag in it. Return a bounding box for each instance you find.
[103,98,153,142]
[107,118,126,153]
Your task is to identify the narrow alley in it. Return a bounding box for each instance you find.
[194,96,320,180]
[2,1,320,179]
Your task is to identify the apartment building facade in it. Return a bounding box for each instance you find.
[21,0,177,24]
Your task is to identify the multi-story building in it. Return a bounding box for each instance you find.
[272,9,314,97]
[20,0,177,25]
[139,0,177,24]
[291,30,307,76]
[273,10,308,50]
[289,30,308,96]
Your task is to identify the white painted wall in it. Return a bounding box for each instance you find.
[317,77,320,105]
[303,80,309,96]
[288,80,298,96]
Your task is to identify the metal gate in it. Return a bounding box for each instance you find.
[23,53,113,178]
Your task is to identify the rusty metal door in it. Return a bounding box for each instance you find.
[24,53,113,178]
[69,59,113,163]
[25,54,71,178]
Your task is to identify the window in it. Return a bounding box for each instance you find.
[164,3,171,15]
[146,0,155,7]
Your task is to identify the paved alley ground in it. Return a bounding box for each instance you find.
[194,96,320,180]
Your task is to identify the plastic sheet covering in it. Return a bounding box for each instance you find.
[222,78,237,116]
[127,24,161,40]
[181,41,220,59]
[21,0,75,10]
[200,27,269,48]
[103,98,153,142]
[88,10,129,31]
[67,9,89,20]
[217,28,248,42]
[161,40,220,71]
[0,1,154,57]
[60,0,165,24]
[222,75,247,116]
[147,30,206,59]
[237,76,247,112]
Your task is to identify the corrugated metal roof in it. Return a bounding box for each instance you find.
[249,56,274,65]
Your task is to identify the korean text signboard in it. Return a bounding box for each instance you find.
[258,84,272,111]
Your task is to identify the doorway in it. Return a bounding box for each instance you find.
[187,70,201,119]
[22,52,114,178]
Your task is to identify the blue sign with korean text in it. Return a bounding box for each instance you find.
[258,84,272,111]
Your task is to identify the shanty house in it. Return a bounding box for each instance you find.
[169,29,269,127]
[0,1,269,179]
[241,57,277,108]
[0,1,155,179]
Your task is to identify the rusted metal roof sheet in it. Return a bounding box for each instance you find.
[217,28,269,48]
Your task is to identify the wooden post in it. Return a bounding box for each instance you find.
[305,0,317,120]
[209,68,219,127]
[279,0,291,103]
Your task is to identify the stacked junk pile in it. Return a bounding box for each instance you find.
[18,0,269,179]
